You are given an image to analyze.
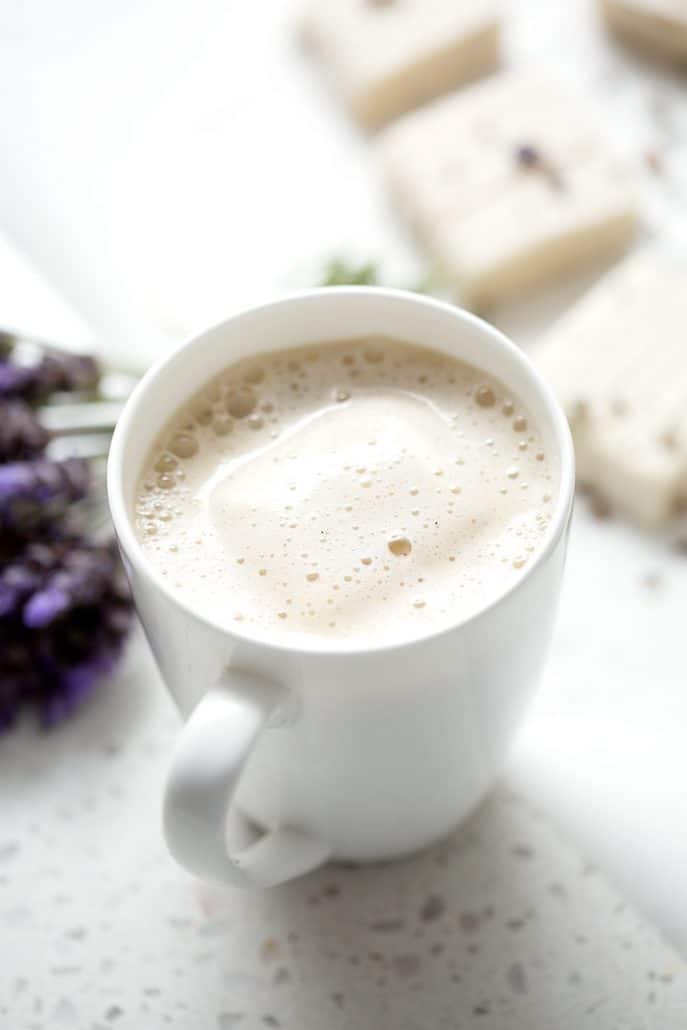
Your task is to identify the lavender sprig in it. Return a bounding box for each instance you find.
[0,458,90,537]
[0,537,132,728]
[25,542,122,627]
[0,400,50,461]
[0,335,133,731]
[0,352,99,402]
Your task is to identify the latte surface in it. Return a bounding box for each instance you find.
[135,337,556,643]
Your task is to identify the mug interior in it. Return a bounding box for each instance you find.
[108,288,574,653]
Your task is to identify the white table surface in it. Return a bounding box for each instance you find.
[2,0,687,1021]
[2,633,687,1029]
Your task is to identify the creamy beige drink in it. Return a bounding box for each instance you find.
[134,337,556,643]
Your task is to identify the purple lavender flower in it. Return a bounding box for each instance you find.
[0,535,132,728]
[25,545,115,627]
[0,400,50,461]
[0,363,34,397]
[0,562,40,617]
[0,340,132,731]
[0,458,90,536]
[0,352,100,401]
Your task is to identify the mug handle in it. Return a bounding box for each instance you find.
[162,669,332,887]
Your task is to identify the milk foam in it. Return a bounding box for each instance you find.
[135,338,556,643]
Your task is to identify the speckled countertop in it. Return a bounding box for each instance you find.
[1,635,686,1029]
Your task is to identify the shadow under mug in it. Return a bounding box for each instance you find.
[107,288,574,888]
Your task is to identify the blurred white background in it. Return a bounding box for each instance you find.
[0,0,685,368]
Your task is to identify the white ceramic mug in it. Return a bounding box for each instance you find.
[108,288,574,889]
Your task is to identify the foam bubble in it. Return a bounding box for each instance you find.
[213,414,234,436]
[155,453,178,473]
[168,433,198,459]
[244,366,265,385]
[364,346,384,364]
[193,402,213,425]
[226,388,257,419]
[388,536,412,557]
[475,385,496,408]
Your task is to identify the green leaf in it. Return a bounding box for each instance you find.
[320,259,380,287]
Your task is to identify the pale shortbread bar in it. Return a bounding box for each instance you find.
[534,253,687,526]
[300,0,501,129]
[378,74,639,309]
[600,0,687,63]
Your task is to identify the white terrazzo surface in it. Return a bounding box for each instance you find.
[1,634,686,1029]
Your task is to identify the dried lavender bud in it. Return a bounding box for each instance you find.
[0,352,100,402]
[0,534,133,728]
[0,562,41,618]
[515,144,541,168]
[0,603,132,728]
[43,353,100,396]
[514,143,565,190]
[0,362,34,397]
[24,545,117,627]
[0,458,90,536]
[0,400,50,461]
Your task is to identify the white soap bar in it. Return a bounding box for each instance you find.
[534,253,687,526]
[600,0,687,63]
[300,0,501,128]
[378,74,639,309]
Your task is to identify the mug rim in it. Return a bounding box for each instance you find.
[107,287,575,657]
